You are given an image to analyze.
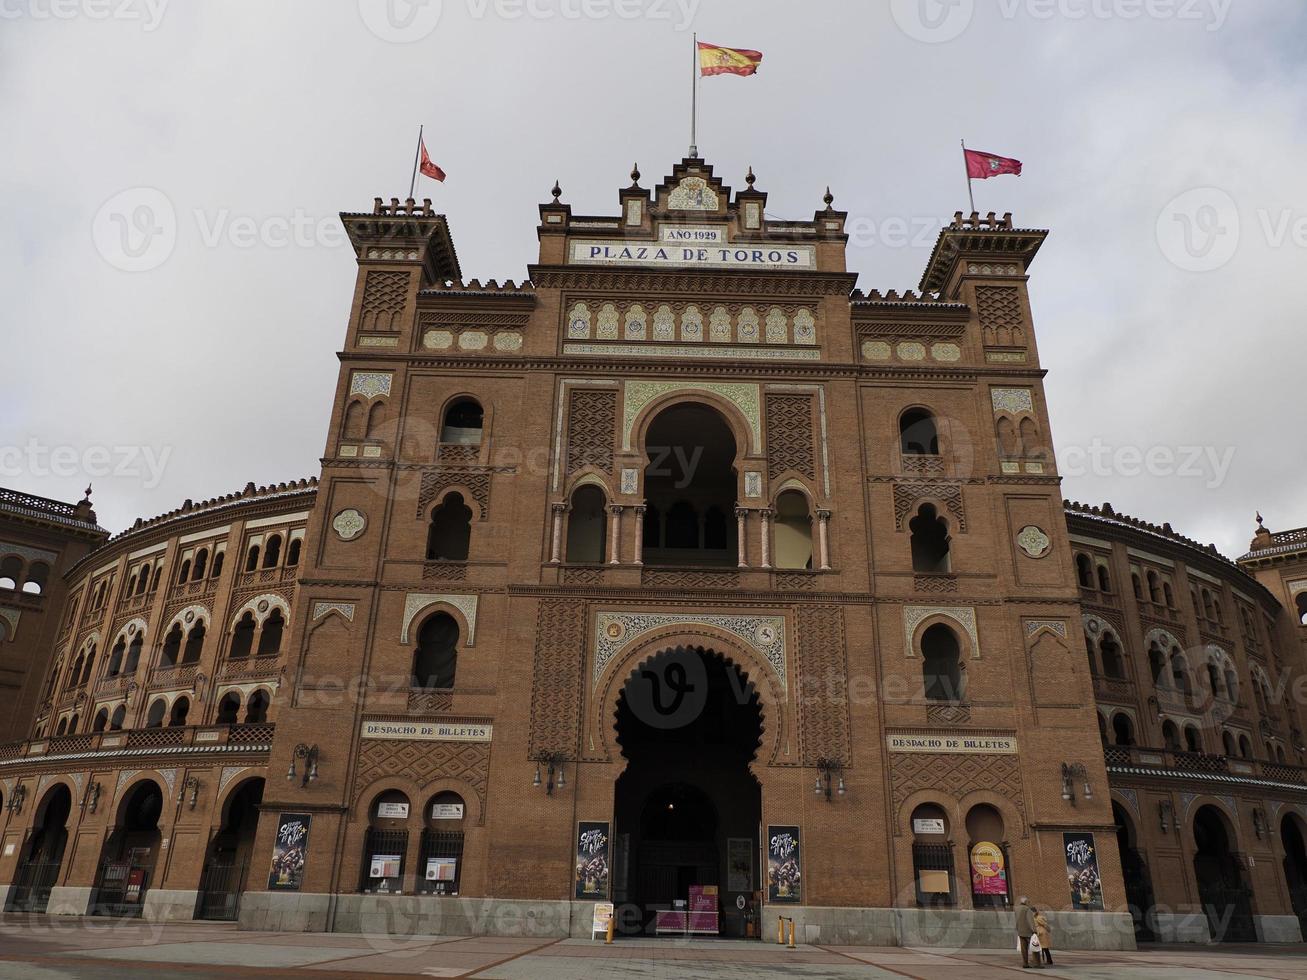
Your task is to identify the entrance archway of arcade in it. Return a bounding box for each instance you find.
[197,777,266,920]
[1282,812,1307,939]
[610,645,763,939]
[1191,803,1257,943]
[5,783,72,912]
[1112,800,1156,942]
[92,778,164,917]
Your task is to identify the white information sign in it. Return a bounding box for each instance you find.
[568,240,815,270]
[361,720,492,742]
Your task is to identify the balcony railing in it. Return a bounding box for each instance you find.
[1103,744,1306,786]
[6,723,276,762]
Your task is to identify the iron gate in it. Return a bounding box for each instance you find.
[5,860,61,913]
[91,858,148,917]
[197,860,249,921]
[1199,883,1257,943]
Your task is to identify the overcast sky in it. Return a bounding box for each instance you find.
[2,1,1304,561]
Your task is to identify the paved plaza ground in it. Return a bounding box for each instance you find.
[1,917,1306,979]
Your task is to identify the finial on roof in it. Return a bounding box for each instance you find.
[551,179,561,202]
[630,163,641,187]
[80,484,92,504]
[1256,511,1265,530]
[823,186,834,209]
[745,165,755,188]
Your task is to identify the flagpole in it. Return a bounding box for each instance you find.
[961,138,976,213]
[409,125,424,200]
[689,33,698,157]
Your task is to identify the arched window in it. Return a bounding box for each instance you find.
[1018,417,1042,458]
[1171,653,1190,694]
[664,500,698,549]
[55,717,67,736]
[257,609,284,657]
[412,613,458,690]
[1097,713,1108,742]
[1148,643,1166,686]
[124,635,142,674]
[0,556,21,590]
[565,485,607,564]
[263,536,282,569]
[440,398,484,445]
[1096,564,1111,593]
[161,623,185,666]
[1084,635,1099,675]
[995,417,1019,457]
[427,493,472,561]
[150,565,163,591]
[1112,713,1135,747]
[286,539,301,567]
[22,562,49,595]
[92,708,109,733]
[216,692,241,725]
[1075,554,1094,589]
[1163,582,1175,607]
[921,624,963,702]
[342,400,366,442]
[1222,731,1236,757]
[69,654,85,687]
[145,699,167,728]
[136,568,149,595]
[126,572,138,596]
[1276,745,1287,764]
[1184,725,1202,753]
[1131,572,1143,600]
[1297,594,1307,626]
[910,803,955,907]
[211,551,224,578]
[1099,634,1125,679]
[181,622,205,664]
[245,690,270,724]
[774,490,813,570]
[177,559,191,584]
[107,638,125,677]
[1238,734,1252,759]
[80,645,96,685]
[909,504,950,574]
[169,697,190,727]
[1162,720,1180,751]
[230,612,256,659]
[899,409,939,456]
[192,549,208,581]
[1147,572,1161,604]
[703,506,728,550]
[109,704,127,731]
[366,401,385,442]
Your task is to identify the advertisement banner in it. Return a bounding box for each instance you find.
[970,841,1008,896]
[766,826,801,903]
[267,812,311,891]
[575,821,611,899]
[1064,832,1104,911]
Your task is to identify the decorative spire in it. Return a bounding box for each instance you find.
[630,163,641,187]
[80,484,92,504]
[1256,511,1265,530]
[551,179,561,202]
[745,165,755,188]
[823,186,834,209]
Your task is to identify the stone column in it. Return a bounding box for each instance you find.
[550,503,567,563]
[633,506,646,565]
[735,508,748,568]
[759,509,773,570]
[608,505,623,565]
[816,509,832,571]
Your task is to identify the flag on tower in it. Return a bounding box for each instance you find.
[697,41,763,76]
[963,148,1022,179]
[419,137,446,182]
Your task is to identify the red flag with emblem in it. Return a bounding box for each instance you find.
[419,137,446,182]
[964,148,1022,179]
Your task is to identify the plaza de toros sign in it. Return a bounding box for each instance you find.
[886,732,1018,755]
[568,228,816,270]
[361,720,493,742]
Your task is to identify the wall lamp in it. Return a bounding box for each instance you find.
[531,753,567,796]
[80,780,101,814]
[1158,799,1174,834]
[813,758,846,802]
[1060,762,1092,805]
[6,784,26,814]
[179,776,201,810]
[1252,806,1267,840]
[287,743,319,787]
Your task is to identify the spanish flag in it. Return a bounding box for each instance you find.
[697,40,763,77]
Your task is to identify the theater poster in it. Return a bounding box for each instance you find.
[267,812,311,891]
[766,826,801,903]
[1063,832,1104,911]
[575,821,611,899]
[970,841,1008,897]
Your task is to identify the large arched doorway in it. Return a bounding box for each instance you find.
[1192,805,1256,942]
[612,646,762,938]
[1113,801,1156,942]
[7,785,72,912]
[641,404,739,567]
[1282,814,1307,938]
[92,780,164,917]
[197,778,265,920]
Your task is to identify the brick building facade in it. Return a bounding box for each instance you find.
[1,156,1304,947]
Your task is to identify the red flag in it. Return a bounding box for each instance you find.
[419,138,446,182]
[964,148,1021,179]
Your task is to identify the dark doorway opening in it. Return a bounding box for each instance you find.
[612,646,762,938]
[198,778,264,920]
[92,780,163,917]
[1192,805,1256,942]
[6,785,71,912]
[1113,801,1156,942]
[1282,815,1307,939]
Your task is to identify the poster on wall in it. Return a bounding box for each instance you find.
[766,826,801,903]
[267,812,311,891]
[575,821,611,899]
[1063,832,1104,910]
[727,837,753,892]
[970,841,1008,896]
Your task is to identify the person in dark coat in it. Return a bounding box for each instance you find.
[1015,896,1040,969]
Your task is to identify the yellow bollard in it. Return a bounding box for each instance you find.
[787,918,797,949]
[777,916,784,945]
[605,916,615,945]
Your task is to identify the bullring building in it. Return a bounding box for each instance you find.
[1,157,1305,947]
